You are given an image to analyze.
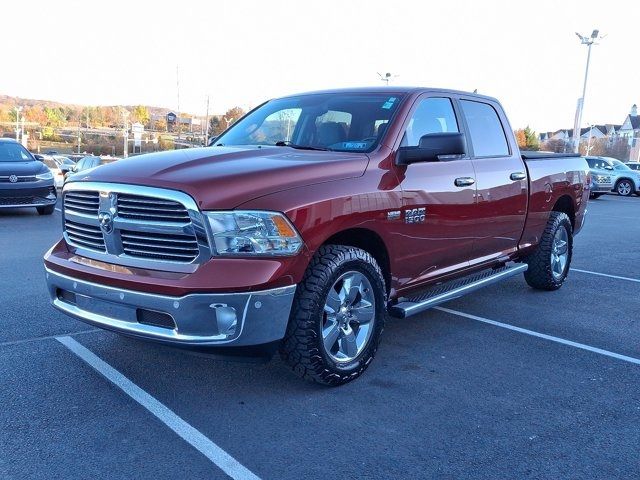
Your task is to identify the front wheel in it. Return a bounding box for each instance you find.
[280,245,387,386]
[616,179,634,196]
[523,211,573,291]
[37,205,55,215]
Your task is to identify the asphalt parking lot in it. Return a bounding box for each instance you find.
[1,194,639,480]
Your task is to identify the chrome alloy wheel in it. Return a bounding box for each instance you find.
[322,271,376,363]
[617,180,632,196]
[551,227,569,280]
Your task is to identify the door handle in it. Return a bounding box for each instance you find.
[510,172,527,181]
[454,177,475,187]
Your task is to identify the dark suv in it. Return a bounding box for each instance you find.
[0,138,57,215]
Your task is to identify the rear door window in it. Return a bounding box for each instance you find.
[460,100,509,157]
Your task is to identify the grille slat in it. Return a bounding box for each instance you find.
[64,191,100,215]
[120,229,199,262]
[65,219,105,252]
[117,193,190,222]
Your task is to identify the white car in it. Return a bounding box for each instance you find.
[39,155,75,188]
[585,156,640,197]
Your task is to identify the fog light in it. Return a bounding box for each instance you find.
[210,303,237,336]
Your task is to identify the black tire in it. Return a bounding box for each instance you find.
[279,245,387,386]
[37,205,55,215]
[615,179,634,197]
[591,193,603,199]
[523,211,573,291]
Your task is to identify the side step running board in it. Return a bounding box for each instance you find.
[388,263,528,319]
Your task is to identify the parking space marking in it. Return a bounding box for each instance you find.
[0,328,100,348]
[571,268,640,284]
[434,307,640,366]
[54,207,61,212]
[56,336,261,480]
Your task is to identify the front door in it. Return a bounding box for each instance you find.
[392,95,477,291]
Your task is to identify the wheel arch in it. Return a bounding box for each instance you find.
[551,195,576,229]
[322,228,391,295]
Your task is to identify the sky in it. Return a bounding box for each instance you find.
[2,0,639,132]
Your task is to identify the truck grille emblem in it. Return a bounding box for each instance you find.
[9,175,18,183]
[98,212,114,234]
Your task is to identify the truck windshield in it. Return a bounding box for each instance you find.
[0,142,34,162]
[212,93,405,153]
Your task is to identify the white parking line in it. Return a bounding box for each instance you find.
[0,328,99,348]
[54,207,61,212]
[434,307,640,366]
[571,268,640,284]
[56,336,261,480]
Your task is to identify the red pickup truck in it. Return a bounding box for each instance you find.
[45,88,589,385]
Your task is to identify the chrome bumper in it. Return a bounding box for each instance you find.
[45,268,296,347]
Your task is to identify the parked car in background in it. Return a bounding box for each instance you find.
[65,155,118,180]
[0,139,57,214]
[587,165,614,199]
[585,156,640,197]
[37,154,75,188]
[626,161,640,172]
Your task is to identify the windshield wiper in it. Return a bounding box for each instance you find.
[274,140,332,151]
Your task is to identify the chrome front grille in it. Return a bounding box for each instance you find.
[64,191,100,215]
[64,219,106,252]
[117,194,191,222]
[120,230,199,261]
[62,183,211,272]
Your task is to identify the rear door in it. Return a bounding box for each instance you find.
[392,94,477,288]
[458,97,528,265]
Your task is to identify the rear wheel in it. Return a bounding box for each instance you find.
[616,179,634,196]
[280,245,386,386]
[37,205,55,215]
[523,212,573,291]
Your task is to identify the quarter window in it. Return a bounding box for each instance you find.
[461,100,509,157]
[402,97,459,147]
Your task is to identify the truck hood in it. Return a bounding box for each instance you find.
[69,146,369,209]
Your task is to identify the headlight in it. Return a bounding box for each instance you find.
[36,170,53,180]
[205,211,303,256]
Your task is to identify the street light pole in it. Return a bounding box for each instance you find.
[14,106,22,141]
[572,29,602,153]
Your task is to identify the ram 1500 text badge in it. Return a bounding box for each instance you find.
[45,88,589,385]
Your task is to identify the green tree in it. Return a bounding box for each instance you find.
[523,126,539,151]
[209,115,223,136]
[132,105,150,126]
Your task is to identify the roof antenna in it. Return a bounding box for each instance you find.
[473,88,478,93]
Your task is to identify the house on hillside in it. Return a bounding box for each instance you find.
[619,105,639,145]
[620,105,640,160]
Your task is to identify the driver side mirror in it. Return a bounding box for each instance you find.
[396,132,467,165]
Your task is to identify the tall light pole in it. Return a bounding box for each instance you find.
[377,72,398,85]
[572,29,603,153]
[14,106,22,141]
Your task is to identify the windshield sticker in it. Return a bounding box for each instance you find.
[381,97,397,109]
[342,142,368,150]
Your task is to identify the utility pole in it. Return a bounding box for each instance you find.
[122,109,129,158]
[14,106,22,141]
[176,65,181,141]
[204,96,210,146]
[572,29,603,153]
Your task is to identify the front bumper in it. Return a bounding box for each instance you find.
[45,267,296,347]
[0,183,57,208]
